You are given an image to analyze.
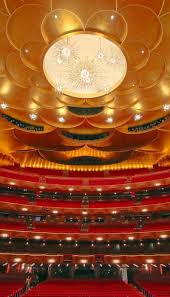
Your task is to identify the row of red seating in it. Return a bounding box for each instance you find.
[0,274,25,297]
[0,222,170,234]
[25,279,144,297]
[0,195,170,209]
[138,280,170,297]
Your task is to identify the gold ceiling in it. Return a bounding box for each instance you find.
[0,0,170,170]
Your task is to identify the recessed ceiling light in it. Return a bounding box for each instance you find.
[39,186,45,189]
[48,259,55,264]
[29,113,38,121]
[155,183,161,186]
[106,117,113,123]
[80,259,88,264]
[22,208,28,212]
[14,258,21,263]
[113,259,120,264]
[54,14,58,19]
[65,237,72,241]
[0,103,8,109]
[134,114,142,121]
[68,187,74,192]
[146,259,154,264]
[1,233,9,238]
[128,236,135,240]
[82,210,88,215]
[96,237,103,241]
[160,234,168,239]
[110,15,115,20]
[52,210,58,214]
[112,210,117,214]
[34,235,41,240]
[97,188,102,192]
[9,182,15,185]
[163,104,170,111]
[125,186,131,190]
[58,116,65,123]
[142,208,148,213]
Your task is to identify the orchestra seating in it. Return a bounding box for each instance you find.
[0,274,25,297]
[138,281,170,297]
[25,279,144,297]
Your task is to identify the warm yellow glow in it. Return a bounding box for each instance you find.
[96,188,102,192]
[43,33,127,99]
[80,259,88,264]
[0,81,11,95]
[9,181,15,185]
[68,187,74,191]
[142,208,148,213]
[52,210,58,214]
[146,259,154,264]
[160,234,168,239]
[1,233,9,238]
[65,237,72,241]
[14,258,22,263]
[22,208,28,212]
[125,186,131,190]
[48,259,55,264]
[128,236,135,240]
[96,237,103,241]
[34,235,41,240]
[82,210,88,215]
[112,210,118,214]
[113,259,120,264]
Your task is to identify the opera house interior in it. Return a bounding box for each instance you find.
[0,0,170,296]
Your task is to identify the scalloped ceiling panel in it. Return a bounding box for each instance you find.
[0,0,169,170]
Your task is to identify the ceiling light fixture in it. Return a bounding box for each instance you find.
[125,186,131,190]
[82,210,88,215]
[160,234,168,239]
[163,104,170,111]
[0,103,8,109]
[146,259,154,264]
[14,258,21,263]
[128,236,135,240]
[113,259,120,264]
[96,237,103,241]
[52,210,58,214]
[97,188,102,192]
[110,15,115,20]
[34,235,41,240]
[39,186,45,189]
[106,117,113,123]
[142,208,148,213]
[22,208,28,212]
[58,116,65,123]
[48,259,55,264]
[65,237,72,241]
[43,33,127,99]
[68,187,74,192]
[80,259,88,264]
[134,114,142,121]
[29,113,38,121]
[1,233,9,238]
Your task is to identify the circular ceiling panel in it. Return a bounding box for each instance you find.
[43,33,127,99]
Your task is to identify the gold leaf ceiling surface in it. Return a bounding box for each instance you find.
[0,0,170,170]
